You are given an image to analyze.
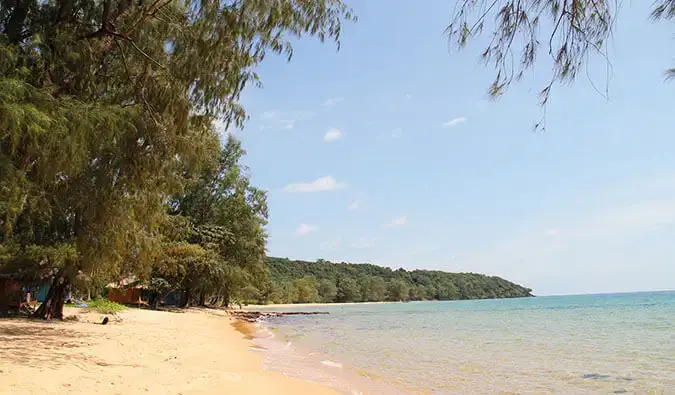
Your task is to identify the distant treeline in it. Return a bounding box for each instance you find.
[263,257,533,304]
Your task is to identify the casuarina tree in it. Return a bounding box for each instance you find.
[0,0,354,319]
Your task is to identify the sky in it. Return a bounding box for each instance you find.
[219,1,675,296]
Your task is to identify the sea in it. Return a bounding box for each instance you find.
[246,291,675,394]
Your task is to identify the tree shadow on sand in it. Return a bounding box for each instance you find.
[0,320,95,370]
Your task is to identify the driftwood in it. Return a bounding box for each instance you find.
[228,310,329,323]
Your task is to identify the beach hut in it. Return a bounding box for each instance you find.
[0,274,23,310]
[106,277,148,305]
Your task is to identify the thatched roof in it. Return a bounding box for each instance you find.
[106,276,145,289]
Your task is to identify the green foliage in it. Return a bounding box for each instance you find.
[318,279,338,303]
[293,276,319,303]
[266,257,533,304]
[147,137,272,308]
[446,1,675,129]
[387,279,409,302]
[87,299,126,315]
[0,0,353,317]
[335,276,360,302]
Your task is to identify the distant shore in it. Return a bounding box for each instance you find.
[0,307,337,395]
[244,300,405,309]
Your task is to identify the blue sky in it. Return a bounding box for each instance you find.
[221,1,675,296]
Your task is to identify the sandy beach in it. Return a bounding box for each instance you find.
[0,307,337,395]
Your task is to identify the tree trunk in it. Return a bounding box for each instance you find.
[149,292,159,309]
[5,0,29,43]
[34,275,70,320]
[149,291,168,310]
[222,291,230,308]
[198,292,206,307]
[179,287,190,308]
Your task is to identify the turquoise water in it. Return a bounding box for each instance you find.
[250,292,675,394]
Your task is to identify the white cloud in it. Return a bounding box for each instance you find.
[404,93,412,100]
[385,216,408,229]
[261,110,277,119]
[347,200,360,211]
[295,224,318,236]
[352,238,376,248]
[442,117,467,128]
[546,229,559,236]
[283,176,348,193]
[391,128,402,139]
[324,128,343,142]
[322,97,344,107]
[320,238,342,250]
[279,119,295,130]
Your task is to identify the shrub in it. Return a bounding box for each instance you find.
[86,299,126,315]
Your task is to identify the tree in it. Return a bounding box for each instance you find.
[0,0,354,318]
[446,1,675,129]
[318,279,337,303]
[387,279,409,302]
[335,276,360,302]
[360,276,386,302]
[293,277,319,303]
[163,137,270,308]
[266,257,533,303]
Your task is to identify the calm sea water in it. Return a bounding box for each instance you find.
[249,291,675,394]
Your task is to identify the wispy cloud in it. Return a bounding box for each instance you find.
[258,109,314,131]
[322,97,344,107]
[295,224,319,236]
[442,117,467,128]
[279,119,295,130]
[324,128,343,142]
[261,110,277,119]
[347,200,360,211]
[385,216,408,229]
[320,238,342,250]
[283,176,348,193]
[404,93,412,100]
[461,199,675,276]
[391,128,402,139]
[352,238,376,248]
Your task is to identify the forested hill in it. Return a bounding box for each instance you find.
[265,257,533,304]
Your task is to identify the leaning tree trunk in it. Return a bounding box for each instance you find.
[34,274,70,320]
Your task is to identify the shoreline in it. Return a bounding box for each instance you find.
[239,312,411,394]
[0,307,338,395]
[244,300,405,309]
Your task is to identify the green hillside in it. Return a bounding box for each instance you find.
[264,257,533,304]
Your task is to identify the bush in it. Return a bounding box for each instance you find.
[86,299,126,314]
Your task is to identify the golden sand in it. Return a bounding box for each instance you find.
[0,307,337,395]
